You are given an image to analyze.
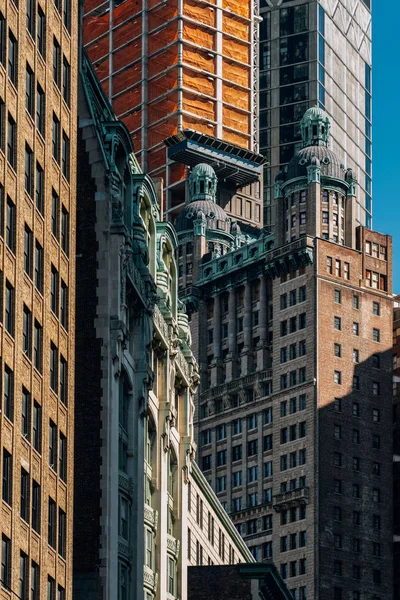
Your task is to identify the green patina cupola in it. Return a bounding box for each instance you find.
[300,106,331,148]
[189,163,218,203]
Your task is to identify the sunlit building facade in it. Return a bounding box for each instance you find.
[259,0,372,230]
[0,0,78,597]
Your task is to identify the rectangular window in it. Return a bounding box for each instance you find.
[35,162,44,213]
[334,316,341,331]
[53,38,60,87]
[372,354,380,369]
[58,508,66,557]
[37,8,46,58]
[25,144,34,196]
[49,420,57,469]
[344,262,350,280]
[20,469,30,522]
[61,207,69,255]
[26,0,35,35]
[373,328,380,342]
[0,101,4,153]
[334,289,341,304]
[24,225,33,277]
[3,366,13,421]
[21,388,31,438]
[51,266,59,316]
[59,355,68,406]
[62,56,70,105]
[51,189,59,237]
[0,14,5,67]
[5,280,15,336]
[52,114,60,163]
[22,305,32,358]
[5,197,15,252]
[63,0,71,30]
[31,562,39,600]
[36,84,45,136]
[8,30,18,86]
[34,241,43,293]
[32,481,41,532]
[372,301,380,316]
[2,449,12,504]
[33,402,41,453]
[26,64,34,116]
[1,535,11,590]
[353,322,359,336]
[48,497,56,548]
[33,320,42,372]
[59,432,67,482]
[62,132,70,180]
[168,557,175,595]
[7,114,16,169]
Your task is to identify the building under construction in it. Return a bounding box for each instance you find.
[83,0,265,228]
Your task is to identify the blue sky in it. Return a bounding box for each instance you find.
[372,2,400,291]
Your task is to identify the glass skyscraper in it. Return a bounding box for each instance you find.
[259,0,372,230]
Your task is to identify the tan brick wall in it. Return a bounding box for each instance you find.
[0,0,78,596]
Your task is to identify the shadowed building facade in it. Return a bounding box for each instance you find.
[0,0,78,597]
[179,107,393,600]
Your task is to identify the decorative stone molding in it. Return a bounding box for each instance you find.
[200,369,273,404]
[143,566,158,593]
[118,472,133,495]
[166,534,180,558]
[118,538,132,559]
[273,487,310,512]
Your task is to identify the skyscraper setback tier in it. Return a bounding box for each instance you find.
[178,107,393,600]
[0,0,78,597]
[259,0,372,231]
[83,0,263,228]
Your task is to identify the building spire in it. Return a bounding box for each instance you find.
[300,106,331,148]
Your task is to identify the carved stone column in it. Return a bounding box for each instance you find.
[257,275,268,370]
[226,287,237,382]
[211,295,222,386]
[241,282,252,375]
[243,282,251,349]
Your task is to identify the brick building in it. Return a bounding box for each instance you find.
[0,0,78,597]
[179,107,393,600]
[82,0,264,227]
[74,53,254,600]
[392,296,400,599]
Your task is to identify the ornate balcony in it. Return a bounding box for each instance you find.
[118,537,132,559]
[200,369,273,406]
[273,487,309,512]
[143,565,158,594]
[166,534,180,558]
[144,504,158,531]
